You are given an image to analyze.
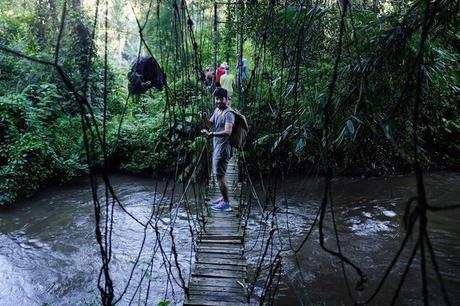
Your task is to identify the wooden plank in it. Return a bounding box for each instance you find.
[196,244,243,251]
[198,234,243,240]
[196,253,244,260]
[189,285,245,294]
[203,227,240,232]
[187,292,248,303]
[205,219,242,225]
[202,220,240,227]
[198,242,243,249]
[199,228,240,234]
[194,263,247,272]
[188,288,245,296]
[197,247,243,255]
[197,239,242,244]
[204,217,239,222]
[192,267,246,278]
[203,230,241,235]
[204,220,239,224]
[204,222,239,228]
[184,300,247,306]
[196,256,247,267]
[203,230,243,236]
[205,218,239,224]
[189,276,244,288]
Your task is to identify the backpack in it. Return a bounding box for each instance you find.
[128,56,165,95]
[222,107,249,149]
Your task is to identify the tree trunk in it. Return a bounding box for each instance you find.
[35,0,47,50]
[70,0,92,78]
[48,0,58,27]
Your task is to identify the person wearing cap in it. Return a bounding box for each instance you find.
[219,65,236,98]
[215,62,227,87]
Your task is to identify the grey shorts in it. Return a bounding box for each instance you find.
[212,156,230,178]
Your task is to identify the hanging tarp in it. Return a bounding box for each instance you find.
[127,56,165,95]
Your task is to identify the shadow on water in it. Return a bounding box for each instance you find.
[0,172,459,305]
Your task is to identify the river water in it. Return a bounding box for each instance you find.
[0,172,459,305]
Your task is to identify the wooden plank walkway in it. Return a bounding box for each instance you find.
[184,157,249,306]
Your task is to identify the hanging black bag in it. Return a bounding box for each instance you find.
[128,56,165,95]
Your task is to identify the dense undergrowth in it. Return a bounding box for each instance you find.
[0,0,459,206]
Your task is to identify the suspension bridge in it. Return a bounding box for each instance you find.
[0,0,457,304]
[185,156,250,305]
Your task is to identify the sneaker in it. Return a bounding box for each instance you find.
[211,197,223,205]
[211,201,232,212]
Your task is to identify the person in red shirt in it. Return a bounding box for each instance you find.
[215,62,227,86]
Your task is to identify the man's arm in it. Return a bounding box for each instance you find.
[211,122,233,137]
[202,122,233,137]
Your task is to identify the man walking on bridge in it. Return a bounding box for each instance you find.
[200,88,235,212]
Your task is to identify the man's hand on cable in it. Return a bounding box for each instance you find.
[201,129,212,137]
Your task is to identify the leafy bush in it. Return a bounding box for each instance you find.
[0,133,58,205]
[0,94,87,206]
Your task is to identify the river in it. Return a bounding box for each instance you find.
[0,172,459,305]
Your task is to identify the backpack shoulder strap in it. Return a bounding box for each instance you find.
[223,108,249,130]
[221,107,236,118]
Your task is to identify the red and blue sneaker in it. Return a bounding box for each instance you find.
[211,201,232,212]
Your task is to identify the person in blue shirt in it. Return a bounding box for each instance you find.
[237,53,249,87]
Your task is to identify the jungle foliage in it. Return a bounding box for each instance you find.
[0,0,459,205]
[239,0,460,175]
